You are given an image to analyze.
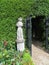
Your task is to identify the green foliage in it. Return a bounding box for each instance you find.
[48,37,49,40]
[0,0,34,41]
[22,52,34,65]
[0,0,49,41]
[0,49,34,65]
[0,41,15,50]
[32,0,49,16]
[23,53,31,61]
[0,41,34,65]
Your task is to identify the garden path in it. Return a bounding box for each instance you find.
[32,41,49,65]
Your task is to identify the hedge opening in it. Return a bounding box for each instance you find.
[32,15,46,41]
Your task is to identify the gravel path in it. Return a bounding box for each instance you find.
[32,41,49,65]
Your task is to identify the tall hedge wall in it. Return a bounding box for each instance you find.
[0,0,49,41]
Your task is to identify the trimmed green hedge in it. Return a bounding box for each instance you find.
[0,0,34,41]
[0,0,49,41]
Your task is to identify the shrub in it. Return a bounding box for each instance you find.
[0,41,34,65]
[0,49,34,65]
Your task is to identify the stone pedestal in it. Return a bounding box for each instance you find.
[17,42,24,51]
[16,17,25,51]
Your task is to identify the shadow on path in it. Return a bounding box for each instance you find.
[32,40,49,53]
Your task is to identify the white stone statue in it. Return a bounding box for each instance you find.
[16,17,25,51]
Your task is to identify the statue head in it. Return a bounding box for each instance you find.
[16,17,23,27]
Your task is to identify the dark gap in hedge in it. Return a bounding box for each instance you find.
[32,15,45,41]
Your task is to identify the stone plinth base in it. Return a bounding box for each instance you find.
[17,42,25,51]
